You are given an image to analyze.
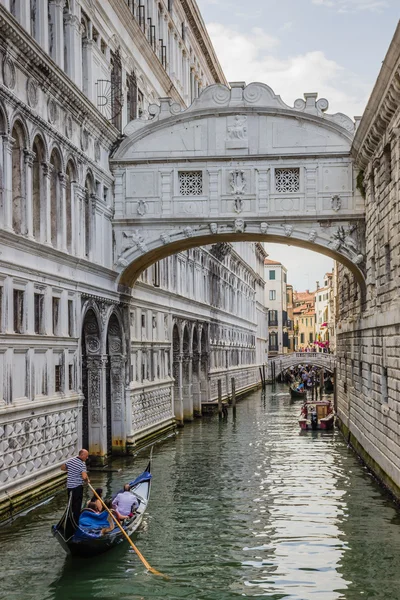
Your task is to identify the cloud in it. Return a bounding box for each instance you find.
[207,22,371,117]
[312,0,389,12]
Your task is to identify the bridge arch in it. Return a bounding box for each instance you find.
[268,352,337,379]
[111,82,366,295]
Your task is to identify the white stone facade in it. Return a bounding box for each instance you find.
[0,0,269,516]
[335,23,400,498]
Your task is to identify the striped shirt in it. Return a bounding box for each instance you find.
[65,456,87,489]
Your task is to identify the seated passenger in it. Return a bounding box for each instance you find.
[87,487,103,512]
[86,501,100,513]
[113,484,139,518]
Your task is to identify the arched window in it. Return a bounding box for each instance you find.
[11,121,26,235]
[32,135,46,242]
[110,50,123,131]
[126,70,138,123]
[63,1,71,77]
[84,173,94,259]
[30,0,37,39]
[81,13,90,96]
[48,1,55,60]
[65,160,75,253]
[49,148,62,248]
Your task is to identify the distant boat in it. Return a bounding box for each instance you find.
[289,383,307,399]
[299,400,334,431]
[52,460,152,558]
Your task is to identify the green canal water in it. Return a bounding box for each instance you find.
[1,385,400,600]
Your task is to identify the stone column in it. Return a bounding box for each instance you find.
[2,135,14,232]
[192,352,202,417]
[89,193,99,263]
[82,39,95,101]
[24,150,35,240]
[190,69,195,103]
[49,0,65,69]
[74,184,86,257]
[173,354,184,425]
[36,0,49,52]
[182,354,193,421]
[63,13,81,83]
[86,355,108,462]
[59,172,67,252]
[109,355,126,454]
[41,162,53,246]
[69,181,76,255]
[200,354,209,403]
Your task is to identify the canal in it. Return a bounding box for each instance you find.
[1,385,400,599]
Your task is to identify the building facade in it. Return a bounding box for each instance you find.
[336,22,400,500]
[264,259,288,356]
[0,0,269,519]
[293,290,315,351]
[314,272,334,352]
[286,284,294,354]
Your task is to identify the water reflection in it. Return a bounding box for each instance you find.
[1,385,400,599]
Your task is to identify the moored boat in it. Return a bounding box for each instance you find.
[299,400,334,431]
[289,383,307,399]
[52,461,152,558]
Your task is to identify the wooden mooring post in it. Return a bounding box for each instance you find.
[231,377,236,408]
[218,379,222,419]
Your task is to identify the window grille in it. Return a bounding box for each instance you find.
[179,171,203,196]
[69,365,74,390]
[55,365,62,392]
[68,299,74,337]
[52,297,60,335]
[34,293,44,334]
[275,168,300,193]
[13,290,24,334]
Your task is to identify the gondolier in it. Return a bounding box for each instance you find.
[61,449,90,523]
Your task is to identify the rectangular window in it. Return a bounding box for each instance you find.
[69,364,74,390]
[13,289,25,334]
[178,171,203,196]
[275,168,300,193]
[141,313,146,328]
[34,293,44,334]
[68,300,74,337]
[269,270,275,280]
[283,273,287,283]
[103,186,108,203]
[55,365,62,392]
[382,367,388,403]
[319,295,322,301]
[309,332,313,343]
[268,310,278,325]
[153,262,160,287]
[269,290,276,301]
[300,333,305,344]
[52,297,60,335]
[385,244,391,282]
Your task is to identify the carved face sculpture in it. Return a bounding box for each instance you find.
[209,222,218,234]
[234,219,245,233]
[160,233,171,245]
[260,222,268,235]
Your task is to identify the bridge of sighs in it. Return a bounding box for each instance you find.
[110,81,366,294]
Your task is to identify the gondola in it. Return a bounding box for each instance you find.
[52,460,152,558]
[289,383,307,399]
[299,400,334,431]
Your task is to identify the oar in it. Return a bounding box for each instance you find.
[88,483,168,579]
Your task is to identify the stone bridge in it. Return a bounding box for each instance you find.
[111,82,366,293]
[268,352,337,378]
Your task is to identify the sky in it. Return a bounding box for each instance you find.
[197,0,399,291]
